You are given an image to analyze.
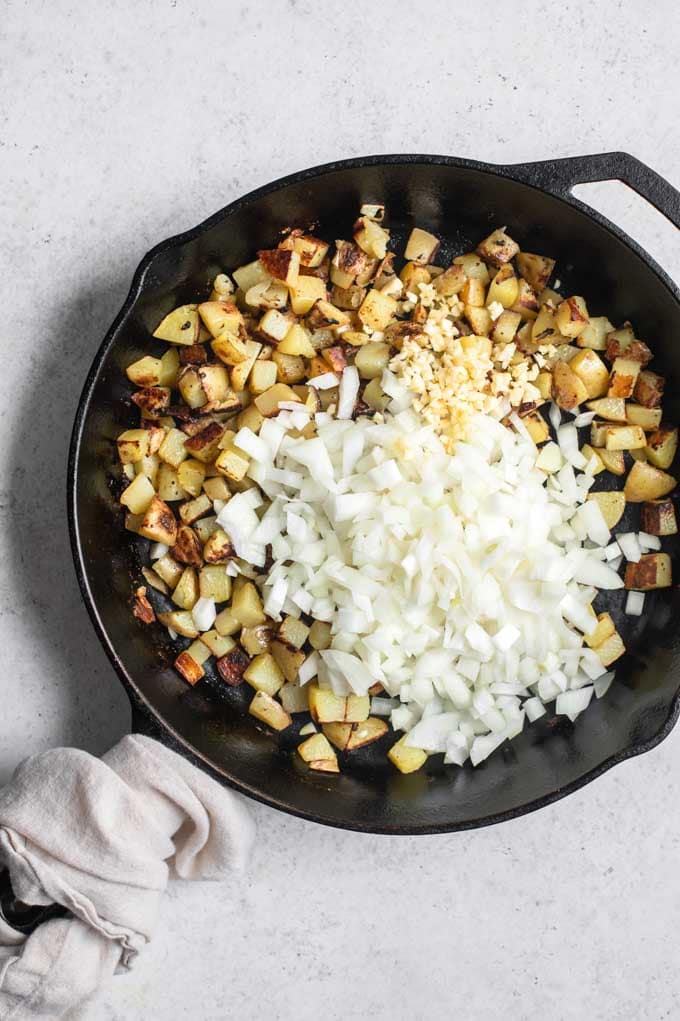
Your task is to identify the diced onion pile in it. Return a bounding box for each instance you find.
[217,369,620,766]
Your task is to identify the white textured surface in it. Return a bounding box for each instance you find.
[2,2,680,1018]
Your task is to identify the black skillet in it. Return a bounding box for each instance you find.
[68,152,680,834]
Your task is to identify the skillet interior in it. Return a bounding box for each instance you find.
[70,158,680,833]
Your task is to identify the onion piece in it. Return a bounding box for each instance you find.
[625,590,645,616]
[191,597,216,632]
[618,532,642,563]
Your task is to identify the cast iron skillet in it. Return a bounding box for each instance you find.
[69,152,680,834]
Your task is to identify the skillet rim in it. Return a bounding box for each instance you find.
[67,152,680,834]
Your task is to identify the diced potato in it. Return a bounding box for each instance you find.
[214,443,250,482]
[624,553,672,591]
[120,473,155,515]
[158,609,198,638]
[254,383,300,417]
[646,426,678,469]
[153,553,183,588]
[584,612,616,649]
[308,684,349,723]
[243,652,284,696]
[634,370,665,408]
[280,232,329,268]
[324,717,389,751]
[487,265,519,308]
[297,732,338,771]
[552,361,588,411]
[556,296,589,338]
[428,264,464,297]
[604,425,646,450]
[278,616,310,650]
[403,227,440,264]
[388,734,427,774]
[233,258,271,293]
[580,444,605,474]
[357,289,397,331]
[606,328,652,364]
[476,227,519,267]
[249,690,292,732]
[185,422,225,463]
[576,316,613,350]
[598,448,626,475]
[177,460,207,500]
[245,280,290,311]
[460,277,487,307]
[157,464,188,502]
[464,305,492,336]
[279,683,310,714]
[117,428,151,464]
[587,490,625,528]
[126,355,162,387]
[139,496,177,546]
[641,499,678,536]
[515,251,555,291]
[201,630,236,658]
[258,308,292,345]
[289,275,327,315]
[199,565,232,602]
[278,323,316,357]
[197,301,243,339]
[203,529,234,563]
[270,641,306,683]
[202,476,230,502]
[240,624,274,656]
[172,566,199,610]
[178,364,231,410]
[272,350,306,384]
[212,330,249,366]
[626,404,662,431]
[229,340,262,390]
[345,694,371,722]
[510,278,540,320]
[593,629,626,667]
[236,403,265,434]
[535,371,553,401]
[216,645,250,685]
[257,248,300,287]
[630,448,648,463]
[353,216,389,259]
[354,342,390,380]
[141,565,169,595]
[173,524,203,566]
[523,411,549,445]
[531,305,561,345]
[174,651,205,685]
[585,398,627,423]
[248,359,278,395]
[624,460,677,502]
[231,579,266,626]
[309,621,332,649]
[307,300,350,332]
[125,512,144,534]
[154,304,199,345]
[453,252,490,284]
[194,515,219,544]
[159,428,189,468]
[491,310,522,345]
[608,357,641,399]
[569,349,609,398]
[214,607,241,637]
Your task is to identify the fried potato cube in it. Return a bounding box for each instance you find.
[197,301,243,339]
[353,216,389,259]
[171,566,199,610]
[552,361,588,411]
[157,609,198,638]
[278,616,310,650]
[388,734,428,774]
[120,473,155,515]
[487,264,519,308]
[174,524,203,567]
[569,349,609,398]
[214,443,249,482]
[556,296,589,338]
[215,645,249,685]
[178,364,231,410]
[279,684,310,714]
[460,276,487,307]
[240,624,274,657]
[185,421,225,463]
[257,248,300,286]
[580,444,605,474]
[604,425,646,450]
[249,359,278,395]
[523,411,550,445]
[126,355,162,387]
[465,305,492,336]
[203,529,234,564]
[453,252,490,283]
[211,330,249,366]
[598,448,626,475]
[404,227,440,265]
[231,579,266,627]
[277,324,316,357]
[193,515,219,544]
[174,651,205,686]
[281,232,329,268]
[308,620,332,650]
[243,652,284,696]
[624,460,677,502]
[531,305,560,346]
[272,351,306,384]
[158,428,189,469]
[593,630,626,667]
[253,383,300,417]
[608,357,641,399]
[249,690,292,731]
[491,310,522,345]
[153,553,183,589]
[297,732,339,772]
[606,328,652,364]
[626,404,662,430]
[477,227,519,267]
[354,342,390,380]
[576,316,613,351]
[153,304,199,345]
[586,398,627,423]
[323,717,388,751]
[199,565,232,603]
[356,289,396,331]
[177,461,207,501]
[645,426,678,470]
[201,630,236,659]
[270,641,305,683]
[586,490,625,528]
[641,499,677,536]
[214,607,241,637]
[117,428,151,464]
[584,612,616,649]
[229,339,262,390]
[232,258,271,293]
[634,370,665,408]
[510,278,540,320]
[139,495,177,546]
[516,251,555,290]
[624,553,672,590]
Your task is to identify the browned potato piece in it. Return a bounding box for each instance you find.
[587,490,626,528]
[510,278,540,320]
[577,316,613,351]
[257,248,300,286]
[198,301,243,339]
[297,732,339,772]
[178,364,231,410]
[626,404,662,430]
[584,612,616,649]
[117,428,151,464]
[198,565,231,602]
[331,240,370,288]
[309,620,332,650]
[487,264,519,308]
[126,355,163,387]
[278,616,310,650]
[569,349,609,398]
[641,499,678,536]
[212,330,249,366]
[515,251,555,291]
[131,386,171,418]
[240,624,274,657]
[153,553,183,589]
[139,496,177,546]
[388,735,427,774]
[606,330,652,364]
[604,425,646,451]
[154,304,200,345]
[586,398,627,423]
[645,426,678,469]
[214,443,250,482]
[460,277,486,307]
[593,630,626,667]
[243,651,284,696]
[624,553,672,590]
[556,296,589,338]
[253,383,301,417]
[249,690,292,731]
[270,641,305,683]
[598,448,626,475]
[183,422,224,463]
[249,360,278,394]
[231,579,266,626]
[177,462,207,501]
[323,717,389,751]
[271,350,306,384]
[552,361,588,411]
[580,445,605,474]
[280,232,329,268]
[634,370,665,408]
[531,305,561,345]
[491,310,522,344]
[174,650,205,685]
[357,289,397,331]
[608,358,641,399]
[624,460,677,502]
[453,252,490,284]
[404,227,440,264]
[523,412,549,445]
[288,275,326,315]
[432,264,466,296]
[465,305,492,336]
[354,342,390,380]
[158,608,198,637]
[353,216,389,259]
[476,227,519,266]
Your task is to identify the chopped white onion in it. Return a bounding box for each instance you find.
[191,597,216,632]
[625,590,645,616]
[308,372,339,390]
[618,532,642,563]
[150,542,169,560]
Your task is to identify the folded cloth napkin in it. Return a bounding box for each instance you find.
[0,735,254,1020]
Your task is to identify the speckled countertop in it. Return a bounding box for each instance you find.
[2,1,680,1018]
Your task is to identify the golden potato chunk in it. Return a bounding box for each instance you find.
[154,304,200,345]
[249,690,292,732]
[388,734,428,774]
[624,460,677,502]
[624,553,672,590]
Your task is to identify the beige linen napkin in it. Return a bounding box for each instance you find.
[0,735,254,1019]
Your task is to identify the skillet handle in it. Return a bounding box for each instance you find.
[504,151,680,231]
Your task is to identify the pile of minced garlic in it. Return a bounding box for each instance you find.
[390,281,554,451]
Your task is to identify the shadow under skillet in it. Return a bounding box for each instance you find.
[4,275,132,783]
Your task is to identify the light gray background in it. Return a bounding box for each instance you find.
[2,1,680,1018]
